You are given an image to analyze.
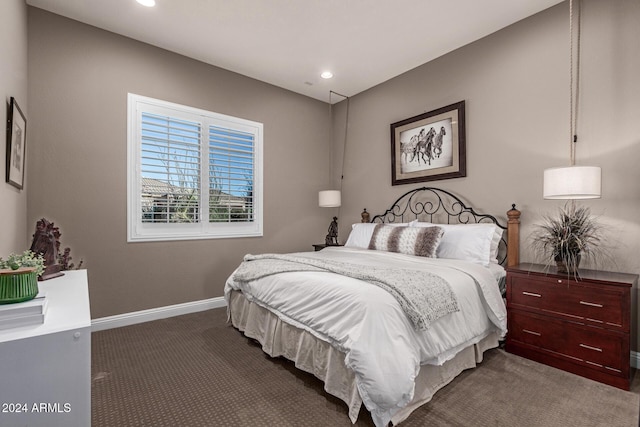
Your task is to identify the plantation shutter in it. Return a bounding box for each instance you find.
[140,112,201,223]
[128,93,263,242]
[209,125,255,223]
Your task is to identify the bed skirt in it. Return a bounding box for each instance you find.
[228,289,499,425]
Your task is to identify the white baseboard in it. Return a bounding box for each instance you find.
[632,351,639,370]
[91,297,226,332]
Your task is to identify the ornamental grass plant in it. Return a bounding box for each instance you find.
[531,202,605,274]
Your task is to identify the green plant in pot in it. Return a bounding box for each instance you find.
[531,203,604,275]
[0,250,45,304]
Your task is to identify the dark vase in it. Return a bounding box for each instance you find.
[554,253,581,274]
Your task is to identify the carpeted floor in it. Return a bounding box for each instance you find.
[92,308,640,426]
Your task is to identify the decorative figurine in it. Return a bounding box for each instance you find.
[29,218,64,281]
[325,216,339,246]
[58,247,83,271]
[361,208,370,223]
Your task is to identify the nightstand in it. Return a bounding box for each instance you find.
[312,244,343,251]
[505,263,638,390]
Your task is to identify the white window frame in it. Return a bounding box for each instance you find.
[127,93,263,242]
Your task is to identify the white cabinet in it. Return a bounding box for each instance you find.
[0,270,91,427]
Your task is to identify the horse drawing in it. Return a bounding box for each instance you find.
[410,127,436,165]
[400,134,419,163]
[433,126,446,158]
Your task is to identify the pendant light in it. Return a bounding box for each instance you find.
[543,0,601,200]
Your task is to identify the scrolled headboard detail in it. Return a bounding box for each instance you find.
[368,187,520,266]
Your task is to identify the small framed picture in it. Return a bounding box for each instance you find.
[6,97,27,190]
[391,101,466,186]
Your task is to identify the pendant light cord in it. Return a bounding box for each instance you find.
[328,92,334,188]
[328,91,349,184]
[339,96,350,191]
[569,0,582,166]
[328,90,349,222]
[338,95,350,222]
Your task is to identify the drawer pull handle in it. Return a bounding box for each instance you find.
[579,301,603,308]
[522,291,541,298]
[522,329,541,336]
[579,343,603,352]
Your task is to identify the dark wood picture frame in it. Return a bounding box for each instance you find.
[391,101,466,186]
[6,97,27,190]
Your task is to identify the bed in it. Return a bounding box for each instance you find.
[224,187,521,426]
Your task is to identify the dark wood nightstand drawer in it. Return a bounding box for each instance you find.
[506,263,637,390]
[509,274,628,332]
[508,310,625,373]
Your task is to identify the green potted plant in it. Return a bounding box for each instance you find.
[0,250,45,304]
[531,203,605,275]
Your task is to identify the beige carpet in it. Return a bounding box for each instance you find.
[92,308,639,426]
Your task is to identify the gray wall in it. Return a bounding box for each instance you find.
[0,0,28,255]
[334,1,640,278]
[26,0,640,327]
[27,8,331,318]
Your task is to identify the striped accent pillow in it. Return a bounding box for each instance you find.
[368,224,443,258]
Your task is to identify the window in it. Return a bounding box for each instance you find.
[127,94,263,242]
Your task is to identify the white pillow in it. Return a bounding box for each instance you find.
[489,226,504,264]
[344,222,411,248]
[411,222,500,266]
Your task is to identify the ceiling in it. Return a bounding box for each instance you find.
[26,0,564,103]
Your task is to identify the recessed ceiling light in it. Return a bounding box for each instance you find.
[320,71,333,79]
[136,0,156,7]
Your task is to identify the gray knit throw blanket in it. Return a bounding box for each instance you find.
[233,253,460,330]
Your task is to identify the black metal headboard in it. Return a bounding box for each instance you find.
[370,187,509,264]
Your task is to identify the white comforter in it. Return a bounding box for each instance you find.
[224,247,507,427]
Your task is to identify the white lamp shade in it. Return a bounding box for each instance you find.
[543,166,601,199]
[319,190,341,207]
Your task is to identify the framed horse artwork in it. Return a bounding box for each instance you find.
[390,101,466,186]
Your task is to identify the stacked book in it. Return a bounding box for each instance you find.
[0,292,48,330]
